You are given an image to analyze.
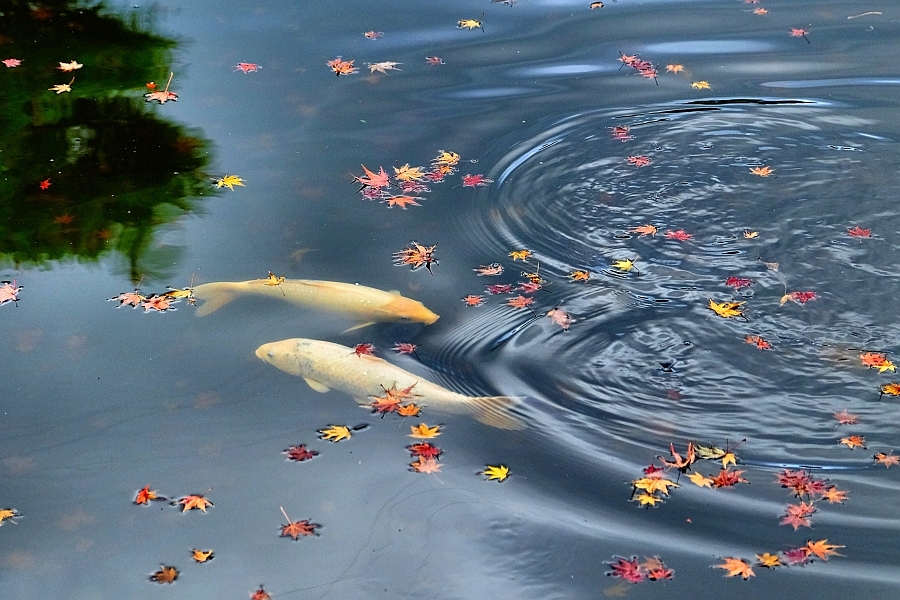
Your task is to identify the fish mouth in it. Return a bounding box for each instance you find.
[254,343,270,361]
[421,312,440,325]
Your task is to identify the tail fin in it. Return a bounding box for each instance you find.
[467,396,524,430]
[192,283,237,317]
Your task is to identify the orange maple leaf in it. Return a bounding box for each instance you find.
[410,457,442,473]
[251,586,272,600]
[804,539,844,560]
[750,166,773,176]
[874,452,900,467]
[711,468,748,488]
[134,485,165,505]
[396,403,421,417]
[149,565,179,584]
[279,507,320,539]
[506,295,534,309]
[631,224,657,236]
[172,494,213,513]
[839,435,866,449]
[744,335,771,350]
[714,557,754,579]
[860,352,895,372]
[832,410,858,425]
[383,195,421,208]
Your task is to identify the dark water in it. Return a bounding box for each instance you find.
[3,0,900,598]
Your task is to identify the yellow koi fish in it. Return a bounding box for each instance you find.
[255,338,522,429]
[192,278,439,330]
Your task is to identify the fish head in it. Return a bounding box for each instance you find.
[383,295,440,325]
[255,338,317,376]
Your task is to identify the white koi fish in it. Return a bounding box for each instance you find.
[255,338,522,430]
[192,278,439,330]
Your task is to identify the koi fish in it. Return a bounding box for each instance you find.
[191,278,439,330]
[255,338,522,429]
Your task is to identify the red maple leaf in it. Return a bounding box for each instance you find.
[407,442,442,459]
[424,169,446,182]
[353,343,375,357]
[609,126,633,141]
[393,342,418,354]
[665,229,692,241]
[790,291,817,303]
[506,295,534,309]
[711,468,748,488]
[781,547,810,566]
[354,164,390,190]
[627,155,651,167]
[462,294,485,306]
[369,396,401,415]
[250,585,272,600]
[847,225,871,238]
[486,284,513,295]
[234,62,261,73]
[780,513,812,530]
[283,445,318,462]
[461,174,493,187]
[39,178,52,190]
[643,464,665,475]
[398,180,430,193]
[134,485,166,505]
[518,281,542,294]
[744,335,771,350]
[606,556,645,583]
[425,56,445,65]
[725,276,752,288]
[141,294,176,312]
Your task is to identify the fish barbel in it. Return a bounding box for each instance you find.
[192,278,439,330]
[255,338,522,429]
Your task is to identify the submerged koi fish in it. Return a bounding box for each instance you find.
[192,278,439,330]
[255,338,523,429]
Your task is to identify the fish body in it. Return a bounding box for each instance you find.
[255,338,522,429]
[192,279,439,328]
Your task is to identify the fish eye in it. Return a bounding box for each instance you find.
[267,350,274,358]
[400,315,410,320]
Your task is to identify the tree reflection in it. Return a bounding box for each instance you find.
[0,1,215,281]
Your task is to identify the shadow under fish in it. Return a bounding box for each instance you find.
[255,337,523,430]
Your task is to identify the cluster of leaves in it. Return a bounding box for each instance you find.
[109,281,194,313]
[606,556,673,583]
[775,470,848,530]
[714,540,844,580]
[352,150,482,208]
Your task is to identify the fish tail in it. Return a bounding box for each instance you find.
[467,396,524,430]
[192,282,238,317]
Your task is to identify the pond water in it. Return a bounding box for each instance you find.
[3,0,900,598]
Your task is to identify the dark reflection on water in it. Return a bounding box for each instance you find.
[4,0,900,598]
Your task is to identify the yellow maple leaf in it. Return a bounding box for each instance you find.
[691,80,710,90]
[632,476,679,496]
[49,77,74,94]
[708,299,745,318]
[393,163,427,182]
[755,553,782,568]
[433,150,460,166]
[569,270,590,281]
[264,271,285,286]
[319,425,352,442]
[743,229,759,238]
[191,549,214,563]
[714,557,754,579]
[633,493,664,507]
[612,259,635,272]
[0,508,21,525]
[458,18,483,31]
[881,383,900,397]
[481,464,510,481]
[720,451,737,468]
[687,472,714,488]
[509,249,532,261]
[666,64,684,73]
[409,423,442,439]
[215,175,245,190]
[396,403,421,417]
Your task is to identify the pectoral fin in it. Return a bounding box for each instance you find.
[341,322,375,334]
[303,377,331,393]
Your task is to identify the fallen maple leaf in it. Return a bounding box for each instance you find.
[714,557,754,579]
[0,280,23,307]
[840,435,866,449]
[144,72,177,103]
[755,553,782,569]
[462,294,485,306]
[708,299,745,319]
[481,464,510,481]
[861,352,895,372]
[383,195,422,208]
[425,56,445,65]
[49,77,74,94]
[327,56,357,76]
[506,295,534,309]
[508,249,532,261]
[627,155,651,167]
[725,276,752,289]
[847,225,871,238]
[743,229,759,238]
[821,486,848,504]
[881,382,900,398]
[367,61,402,74]
[660,442,696,473]
[750,166,773,177]
[407,442,442,459]
[141,294,176,313]
[396,403,421,417]
[149,565,179,584]
[409,423,442,439]
[0,508,21,526]
[354,164,390,190]
[134,485,166,505]
[691,81,711,90]
[39,178,52,190]
[606,556,644,583]
[215,175,245,190]
[633,493,664,507]
[609,126,633,141]
[57,60,82,72]
[753,7,768,15]
[352,343,375,357]
[546,308,573,330]
[805,539,843,561]
[410,457,442,473]
[235,62,261,73]
[279,507,320,539]
[711,468,748,488]
[461,173,493,187]
[833,410,858,425]
[458,18,484,31]
[251,585,272,600]
[363,31,383,39]
[393,241,438,275]
[473,263,504,276]
[632,475,679,496]
[666,64,684,73]
[631,224,657,236]
[284,444,319,462]
[641,556,674,580]
[744,335,771,350]
[173,494,213,513]
[790,291,817,304]
[191,549,214,563]
[665,229,692,241]
[687,472,714,488]
[789,25,811,43]
[874,452,900,467]
[590,1,605,9]
[485,284,513,295]
[319,425,353,442]
[781,547,809,566]
[2,58,22,68]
